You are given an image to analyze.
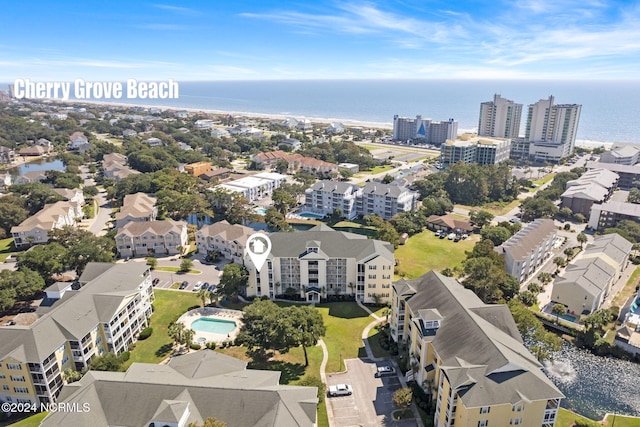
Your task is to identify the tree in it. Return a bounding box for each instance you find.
[180,259,194,272]
[469,210,494,228]
[288,305,326,366]
[480,226,512,246]
[274,158,289,174]
[577,232,588,249]
[146,257,158,269]
[382,174,394,184]
[0,268,46,300]
[197,288,208,308]
[519,290,537,307]
[218,263,249,301]
[272,189,296,216]
[168,321,191,348]
[298,375,326,403]
[265,206,291,231]
[508,299,561,361]
[537,272,552,287]
[236,299,294,357]
[0,200,29,238]
[88,352,124,372]
[392,387,413,414]
[16,242,68,284]
[63,368,84,383]
[551,303,567,323]
[553,256,566,271]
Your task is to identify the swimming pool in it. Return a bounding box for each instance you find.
[298,212,325,219]
[191,318,237,335]
[254,207,267,215]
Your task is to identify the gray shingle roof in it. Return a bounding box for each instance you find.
[396,271,563,407]
[269,225,394,263]
[42,350,318,427]
[498,218,556,261]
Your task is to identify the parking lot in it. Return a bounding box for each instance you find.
[133,255,229,292]
[326,359,413,427]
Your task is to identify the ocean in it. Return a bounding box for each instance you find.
[61,79,640,145]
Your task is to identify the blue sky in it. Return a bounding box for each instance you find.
[2,0,639,81]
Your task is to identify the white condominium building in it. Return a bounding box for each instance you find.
[215,172,287,203]
[526,95,582,161]
[478,94,523,139]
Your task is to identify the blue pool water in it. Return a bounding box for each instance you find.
[560,314,577,323]
[254,207,267,215]
[299,212,325,219]
[191,318,237,335]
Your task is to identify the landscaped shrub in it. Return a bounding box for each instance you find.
[138,327,153,340]
[574,419,600,427]
[298,375,326,403]
[118,351,131,363]
[205,342,217,350]
[190,343,202,350]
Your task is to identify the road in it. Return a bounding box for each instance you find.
[79,165,113,236]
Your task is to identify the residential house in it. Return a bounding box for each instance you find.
[115,220,188,258]
[0,146,16,164]
[425,214,474,234]
[174,110,189,118]
[177,141,194,151]
[0,263,154,406]
[588,201,640,231]
[279,138,301,151]
[102,152,139,182]
[326,122,345,134]
[114,193,157,229]
[248,225,395,304]
[560,168,619,216]
[496,218,557,283]
[390,271,563,427]
[184,161,212,177]
[41,350,317,427]
[52,188,85,206]
[356,182,418,220]
[196,220,256,263]
[122,129,137,137]
[68,132,89,151]
[18,145,49,157]
[211,128,230,138]
[280,117,299,129]
[143,137,163,147]
[199,168,231,182]
[215,172,287,203]
[338,163,359,173]
[551,234,631,316]
[296,119,313,131]
[11,201,84,247]
[194,119,214,129]
[13,171,47,185]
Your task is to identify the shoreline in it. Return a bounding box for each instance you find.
[49,98,614,149]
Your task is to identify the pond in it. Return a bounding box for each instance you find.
[10,158,66,175]
[543,341,640,419]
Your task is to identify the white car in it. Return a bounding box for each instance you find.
[376,366,396,377]
[328,384,353,397]
[447,233,456,240]
[192,281,203,291]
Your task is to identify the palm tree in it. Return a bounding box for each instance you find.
[183,329,195,348]
[551,304,567,324]
[207,290,219,306]
[168,322,186,348]
[577,232,588,249]
[197,288,208,307]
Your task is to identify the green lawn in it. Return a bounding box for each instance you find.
[124,289,201,367]
[355,164,394,176]
[394,230,479,279]
[3,412,48,427]
[604,414,640,427]
[556,408,598,427]
[533,173,557,187]
[0,238,24,263]
[613,265,640,307]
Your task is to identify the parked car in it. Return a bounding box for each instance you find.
[193,281,203,291]
[152,277,160,286]
[454,235,461,242]
[435,230,442,237]
[179,281,188,290]
[447,233,456,240]
[328,384,353,397]
[207,284,216,292]
[375,366,396,377]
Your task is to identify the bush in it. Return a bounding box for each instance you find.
[118,351,131,363]
[574,419,600,427]
[190,343,202,350]
[138,327,153,340]
[298,375,326,403]
[205,342,217,350]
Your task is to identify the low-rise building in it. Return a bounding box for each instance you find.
[425,214,473,234]
[41,350,317,427]
[13,171,47,185]
[11,201,83,248]
[215,172,287,203]
[356,182,418,220]
[68,132,89,150]
[600,144,640,165]
[114,193,157,229]
[588,201,640,231]
[247,225,395,304]
[143,137,163,147]
[0,263,154,406]
[115,220,188,258]
[199,167,231,182]
[102,153,140,182]
[18,145,51,157]
[338,162,359,173]
[440,135,511,168]
[586,161,640,190]
[304,181,360,220]
[0,146,16,164]
[551,234,632,316]
[184,161,212,177]
[560,169,619,216]
[196,220,256,263]
[390,271,563,427]
[496,218,557,283]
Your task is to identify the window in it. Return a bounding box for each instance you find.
[368,265,377,270]
[512,404,523,412]
[480,407,490,414]
[509,418,522,425]
[10,376,25,382]
[7,363,21,370]
[2,385,8,391]
[14,387,29,394]
[478,421,488,427]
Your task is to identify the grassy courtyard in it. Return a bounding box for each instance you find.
[125,289,201,367]
[0,238,25,263]
[394,229,479,279]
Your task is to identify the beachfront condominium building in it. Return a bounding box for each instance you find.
[41,351,318,427]
[0,263,154,406]
[246,225,395,304]
[304,181,418,220]
[392,115,458,145]
[440,135,511,168]
[478,94,523,139]
[600,144,640,166]
[390,271,564,427]
[495,218,557,283]
[526,96,582,162]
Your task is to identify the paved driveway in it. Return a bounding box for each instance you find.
[326,359,415,427]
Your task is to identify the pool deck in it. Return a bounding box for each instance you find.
[178,307,244,344]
